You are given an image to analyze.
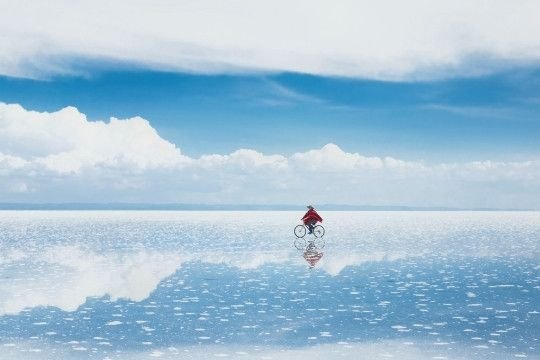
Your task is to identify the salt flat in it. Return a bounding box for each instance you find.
[0,211,538,359]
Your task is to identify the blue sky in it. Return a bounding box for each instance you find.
[1,1,539,207]
[1,68,539,162]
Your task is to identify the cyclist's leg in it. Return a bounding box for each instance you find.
[307,219,315,233]
[302,220,309,233]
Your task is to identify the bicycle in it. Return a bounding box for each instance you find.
[294,223,325,238]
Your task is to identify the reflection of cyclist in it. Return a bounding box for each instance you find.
[301,205,323,234]
[303,243,324,268]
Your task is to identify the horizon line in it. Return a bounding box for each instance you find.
[0,203,536,211]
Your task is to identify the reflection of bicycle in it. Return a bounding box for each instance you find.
[294,237,325,250]
[294,224,325,238]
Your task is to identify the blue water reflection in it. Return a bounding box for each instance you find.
[0,211,538,359]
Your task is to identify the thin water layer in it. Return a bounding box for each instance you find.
[0,211,538,359]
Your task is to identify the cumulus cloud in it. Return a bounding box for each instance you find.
[199,149,287,171]
[291,143,424,171]
[0,103,188,173]
[0,102,539,208]
[1,1,540,80]
[0,152,27,170]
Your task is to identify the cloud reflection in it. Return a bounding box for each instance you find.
[0,244,414,315]
[0,246,185,315]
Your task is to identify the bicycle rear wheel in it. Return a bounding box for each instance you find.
[313,225,325,238]
[294,224,306,238]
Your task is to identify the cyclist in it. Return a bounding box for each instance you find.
[301,205,323,234]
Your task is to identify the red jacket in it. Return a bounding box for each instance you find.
[302,209,323,223]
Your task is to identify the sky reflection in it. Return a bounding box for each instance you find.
[0,211,538,359]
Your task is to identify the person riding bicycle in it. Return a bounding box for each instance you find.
[302,205,323,234]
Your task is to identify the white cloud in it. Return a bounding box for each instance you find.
[199,149,287,171]
[1,1,540,80]
[291,143,424,171]
[0,103,189,174]
[0,102,539,208]
[0,152,27,170]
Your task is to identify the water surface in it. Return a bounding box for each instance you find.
[0,211,538,359]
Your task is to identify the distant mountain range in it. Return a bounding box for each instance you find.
[0,203,534,211]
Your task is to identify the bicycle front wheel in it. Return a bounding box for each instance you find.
[313,225,325,238]
[294,225,306,238]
